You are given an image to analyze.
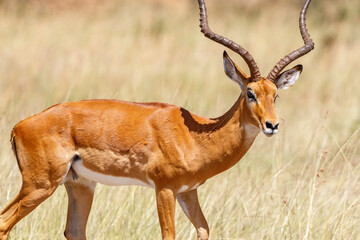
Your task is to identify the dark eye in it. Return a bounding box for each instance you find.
[247,91,256,101]
[274,94,279,103]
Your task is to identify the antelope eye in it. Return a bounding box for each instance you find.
[247,91,256,101]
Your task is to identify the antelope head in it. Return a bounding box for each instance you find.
[198,0,314,136]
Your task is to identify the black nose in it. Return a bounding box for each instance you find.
[266,121,279,130]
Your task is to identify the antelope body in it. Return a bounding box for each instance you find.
[0,0,314,239]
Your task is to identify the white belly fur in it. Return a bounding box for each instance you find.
[72,159,153,188]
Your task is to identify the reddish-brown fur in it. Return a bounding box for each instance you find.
[0,0,313,238]
[0,75,283,239]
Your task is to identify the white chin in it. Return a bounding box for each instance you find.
[263,129,278,137]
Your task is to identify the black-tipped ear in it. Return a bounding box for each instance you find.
[223,51,248,90]
[275,64,303,89]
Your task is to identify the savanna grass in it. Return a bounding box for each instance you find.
[0,0,359,239]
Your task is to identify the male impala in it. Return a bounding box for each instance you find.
[0,0,314,239]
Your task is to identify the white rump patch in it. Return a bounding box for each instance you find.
[71,159,153,188]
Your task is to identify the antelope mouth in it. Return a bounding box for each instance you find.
[262,128,278,137]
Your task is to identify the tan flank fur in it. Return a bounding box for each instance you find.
[0,0,314,239]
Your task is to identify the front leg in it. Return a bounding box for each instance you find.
[177,189,209,240]
[156,187,176,240]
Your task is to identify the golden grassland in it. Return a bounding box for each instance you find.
[0,0,359,239]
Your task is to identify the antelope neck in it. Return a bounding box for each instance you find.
[188,94,260,178]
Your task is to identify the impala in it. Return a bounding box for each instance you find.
[0,0,314,239]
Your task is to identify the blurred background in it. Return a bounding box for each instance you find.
[0,0,359,239]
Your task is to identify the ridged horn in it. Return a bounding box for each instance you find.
[197,0,262,81]
[267,0,315,82]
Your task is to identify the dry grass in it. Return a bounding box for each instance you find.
[0,0,359,239]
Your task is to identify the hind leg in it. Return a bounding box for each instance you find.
[0,135,73,239]
[64,176,96,240]
[0,184,58,239]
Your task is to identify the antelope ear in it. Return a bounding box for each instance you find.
[275,65,303,89]
[223,51,249,91]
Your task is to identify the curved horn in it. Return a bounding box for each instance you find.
[197,0,262,81]
[267,0,315,81]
